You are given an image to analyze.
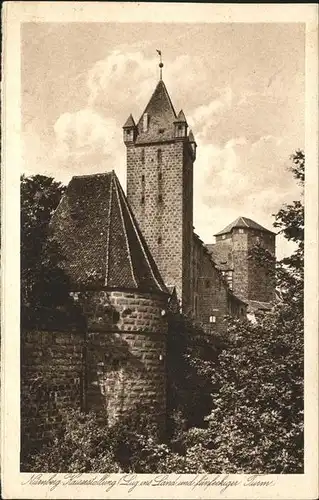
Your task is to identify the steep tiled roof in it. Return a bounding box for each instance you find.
[51,171,168,294]
[246,300,274,313]
[136,79,177,144]
[214,216,275,236]
[205,243,233,270]
[123,114,136,128]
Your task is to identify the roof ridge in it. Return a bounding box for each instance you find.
[113,175,138,288]
[138,79,177,123]
[72,172,110,180]
[114,176,166,293]
[104,172,113,286]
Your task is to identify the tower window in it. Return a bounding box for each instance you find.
[141,174,145,182]
[158,172,162,181]
[158,194,163,203]
[143,113,148,132]
[209,315,216,323]
[239,228,244,234]
[205,280,210,288]
[158,236,162,244]
[141,195,145,204]
[157,149,162,163]
[141,148,145,163]
[222,235,226,240]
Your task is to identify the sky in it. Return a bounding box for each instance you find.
[21,22,305,259]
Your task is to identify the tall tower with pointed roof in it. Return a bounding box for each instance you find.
[123,79,196,313]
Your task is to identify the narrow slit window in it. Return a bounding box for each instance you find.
[158,194,163,203]
[141,195,145,204]
[158,172,162,181]
[157,149,162,163]
[158,236,162,244]
[141,174,145,182]
[141,148,145,163]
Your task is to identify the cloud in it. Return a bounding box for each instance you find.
[193,132,302,260]
[54,108,118,157]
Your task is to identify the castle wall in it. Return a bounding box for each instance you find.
[21,329,85,452]
[231,229,249,300]
[79,290,168,429]
[192,235,235,330]
[126,141,193,313]
[247,230,276,302]
[21,290,168,453]
[213,228,276,303]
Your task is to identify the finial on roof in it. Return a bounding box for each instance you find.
[156,49,163,80]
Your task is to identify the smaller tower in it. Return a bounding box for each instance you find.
[174,110,188,139]
[123,114,137,144]
[210,217,276,304]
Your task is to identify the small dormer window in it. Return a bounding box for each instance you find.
[143,113,148,132]
[239,228,244,234]
[222,234,226,240]
[124,129,132,141]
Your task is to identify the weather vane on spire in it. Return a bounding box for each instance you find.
[156,49,163,80]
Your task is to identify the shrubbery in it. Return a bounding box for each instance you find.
[21,151,304,473]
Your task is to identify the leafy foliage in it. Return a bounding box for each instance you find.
[21,175,83,329]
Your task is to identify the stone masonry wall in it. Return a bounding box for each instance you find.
[21,330,85,453]
[193,236,230,331]
[247,230,276,302]
[231,230,249,300]
[126,141,193,313]
[182,144,194,315]
[77,289,168,430]
[21,290,168,455]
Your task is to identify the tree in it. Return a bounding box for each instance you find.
[174,151,305,473]
[274,150,304,305]
[21,174,81,329]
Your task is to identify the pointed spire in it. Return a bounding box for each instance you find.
[135,80,177,143]
[123,114,136,128]
[174,109,187,124]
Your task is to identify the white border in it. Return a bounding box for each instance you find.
[1,2,318,499]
